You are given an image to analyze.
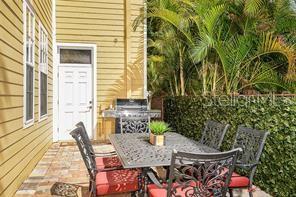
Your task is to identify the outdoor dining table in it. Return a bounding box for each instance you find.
[109,132,219,196]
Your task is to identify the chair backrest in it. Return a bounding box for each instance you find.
[200,120,230,150]
[75,121,95,156]
[167,148,241,197]
[232,125,269,165]
[120,115,150,134]
[70,127,97,180]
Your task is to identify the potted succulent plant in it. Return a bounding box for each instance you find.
[149,121,171,146]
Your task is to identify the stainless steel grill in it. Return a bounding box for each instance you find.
[102,98,161,133]
[116,98,147,111]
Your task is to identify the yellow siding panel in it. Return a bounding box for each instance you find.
[0,14,22,41]
[57,28,124,36]
[56,0,145,141]
[0,82,23,96]
[0,34,23,59]
[56,12,123,20]
[57,0,124,9]
[130,0,144,98]
[62,0,123,3]
[0,138,52,197]
[0,96,23,109]
[0,107,23,126]
[57,23,124,31]
[98,64,124,69]
[1,1,22,23]
[57,17,124,26]
[0,0,53,196]
[0,123,52,169]
[57,6,124,15]
[0,51,23,72]
[0,118,23,138]
[0,68,23,85]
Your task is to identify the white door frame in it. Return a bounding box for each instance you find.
[54,43,97,141]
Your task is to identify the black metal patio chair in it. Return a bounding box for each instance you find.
[75,122,122,171]
[120,115,150,134]
[76,122,116,156]
[200,120,231,150]
[147,148,241,197]
[70,127,141,197]
[228,125,269,197]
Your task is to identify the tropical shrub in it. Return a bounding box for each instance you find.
[146,0,296,96]
[164,96,296,196]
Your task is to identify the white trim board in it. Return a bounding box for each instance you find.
[52,0,58,141]
[23,0,35,128]
[38,21,49,122]
[54,43,97,140]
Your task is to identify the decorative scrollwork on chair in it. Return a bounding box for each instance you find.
[233,126,269,165]
[200,120,230,150]
[71,127,141,197]
[120,116,150,134]
[70,127,97,197]
[163,149,241,197]
[228,125,269,197]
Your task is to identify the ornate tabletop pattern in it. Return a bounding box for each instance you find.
[109,132,218,168]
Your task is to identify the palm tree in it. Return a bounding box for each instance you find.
[145,0,296,95]
[147,0,195,96]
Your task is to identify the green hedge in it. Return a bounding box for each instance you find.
[164,96,296,197]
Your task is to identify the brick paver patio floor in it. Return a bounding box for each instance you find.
[15,143,271,197]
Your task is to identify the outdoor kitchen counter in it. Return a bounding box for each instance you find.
[102,109,161,118]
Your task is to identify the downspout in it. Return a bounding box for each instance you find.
[144,0,148,99]
[124,1,132,98]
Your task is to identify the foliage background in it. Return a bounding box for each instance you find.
[146,0,296,96]
[164,96,296,196]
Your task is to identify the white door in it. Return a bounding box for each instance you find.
[58,65,93,140]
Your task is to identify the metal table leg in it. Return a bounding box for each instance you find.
[139,167,149,197]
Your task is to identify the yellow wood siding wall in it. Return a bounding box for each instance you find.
[130,0,145,98]
[0,0,53,196]
[56,0,145,140]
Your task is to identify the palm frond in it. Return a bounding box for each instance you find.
[203,4,226,37]
[191,32,215,63]
[257,33,296,81]
[239,63,289,92]
[273,0,296,33]
[149,8,193,44]
[148,55,165,63]
[244,0,266,16]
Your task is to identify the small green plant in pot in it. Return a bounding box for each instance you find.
[149,121,171,146]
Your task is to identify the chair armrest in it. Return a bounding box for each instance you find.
[94,151,117,157]
[235,162,259,170]
[147,171,164,188]
[98,166,123,171]
[95,150,116,154]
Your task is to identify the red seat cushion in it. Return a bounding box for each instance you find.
[229,172,250,188]
[148,183,198,197]
[148,184,167,197]
[96,169,139,195]
[95,156,122,170]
